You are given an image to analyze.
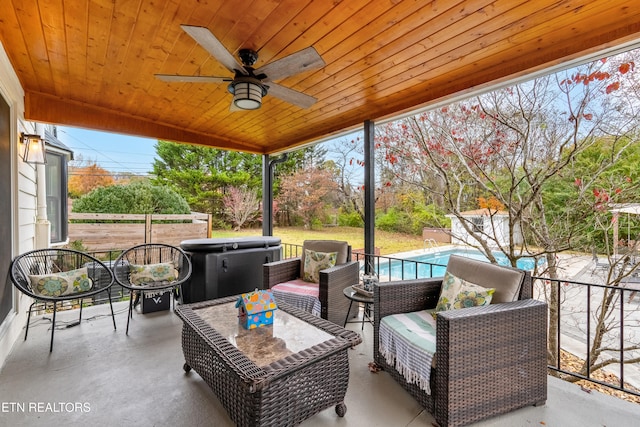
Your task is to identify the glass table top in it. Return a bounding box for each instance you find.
[194,302,333,367]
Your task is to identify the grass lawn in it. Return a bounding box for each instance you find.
[209,226,426,255]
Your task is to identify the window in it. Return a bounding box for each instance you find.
[471,216,484,233]
[45,151,69,243]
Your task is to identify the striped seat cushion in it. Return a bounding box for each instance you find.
[271,280,321,317]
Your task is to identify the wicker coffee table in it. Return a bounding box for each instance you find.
[175,295,362,427]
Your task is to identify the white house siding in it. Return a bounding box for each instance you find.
[0,42,38,368]
[448,212,523,247]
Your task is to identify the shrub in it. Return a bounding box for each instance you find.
[72,181,190,215]
[376,204,450,235]
[338,211,364,227]
[376,208,413,234]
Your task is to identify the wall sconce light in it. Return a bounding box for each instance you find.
[20,133,46,164]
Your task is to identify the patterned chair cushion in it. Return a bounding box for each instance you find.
[433,271,494,317]
[302,249,337,283]
[299,240,349,278]
[29,267,93,297]
[129,262,177,286]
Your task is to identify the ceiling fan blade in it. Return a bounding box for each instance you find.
[266,83,317,109]
[155,74,231,83]
[256,46,325,81]
[180,25,248,75]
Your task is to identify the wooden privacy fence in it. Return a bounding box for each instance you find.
[68,213,212,251]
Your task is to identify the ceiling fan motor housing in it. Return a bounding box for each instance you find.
[227,75,267,96]
[238,49,259,67]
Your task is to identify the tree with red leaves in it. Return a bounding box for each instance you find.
[276,166,339,229]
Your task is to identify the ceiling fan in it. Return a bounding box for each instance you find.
[155,25,325,111]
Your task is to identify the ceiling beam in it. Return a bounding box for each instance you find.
[24,91,265,154]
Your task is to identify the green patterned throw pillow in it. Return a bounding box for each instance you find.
[452,283,494,309]
[434,271,464,313]
[30,267,93,297]
[433,271,493,318]
[129,262,177,285]
[302,249,337,283]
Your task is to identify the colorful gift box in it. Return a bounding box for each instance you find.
[235,289,278,329]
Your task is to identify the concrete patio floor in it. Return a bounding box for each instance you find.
[0,301,639,427]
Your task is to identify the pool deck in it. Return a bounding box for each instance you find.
[389,244,458,260]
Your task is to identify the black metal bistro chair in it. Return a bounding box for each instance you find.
[10,248,116,352]
[113,243,192,334]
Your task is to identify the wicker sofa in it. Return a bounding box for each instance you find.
[263,240,359,325]
[374,255,547,427]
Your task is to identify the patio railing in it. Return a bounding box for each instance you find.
[68,243,640,399]
[282,243,448,279]
[541,276,640,398]
[281,243,640,398]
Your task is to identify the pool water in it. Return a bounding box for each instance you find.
[374,248,540,280]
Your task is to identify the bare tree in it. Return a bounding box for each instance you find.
[378,51,640,374]
[222,186,260,231]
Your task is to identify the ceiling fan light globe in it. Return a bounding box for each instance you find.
[232,81,265,110]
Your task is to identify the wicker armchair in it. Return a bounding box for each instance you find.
[374,255,547,427]
[10,248,116,352]
[113,243,192,334]
[263,240,359,325]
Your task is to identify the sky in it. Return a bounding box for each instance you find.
[55,125,361,180]
[56,126,159,176]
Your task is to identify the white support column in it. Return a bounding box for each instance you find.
[34,125,50,249]
[34,165,51,249]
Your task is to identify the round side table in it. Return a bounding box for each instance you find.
[342,286,374,329]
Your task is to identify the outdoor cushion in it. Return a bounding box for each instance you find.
[271,279,321,317]
[433,271,494,318]
[451,283,494,309]
[29,267,93,297]
[129,262,177,285]
[299,240,349,278]
[445,254,524,303]
[434,271,470,312]
[302,249,337,283]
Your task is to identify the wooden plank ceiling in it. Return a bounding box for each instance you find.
[1,0,640,154]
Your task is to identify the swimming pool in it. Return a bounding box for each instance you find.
[372,248,540,280]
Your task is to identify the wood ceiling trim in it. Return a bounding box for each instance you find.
[265,30,640,153]
[24,91,264,154]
